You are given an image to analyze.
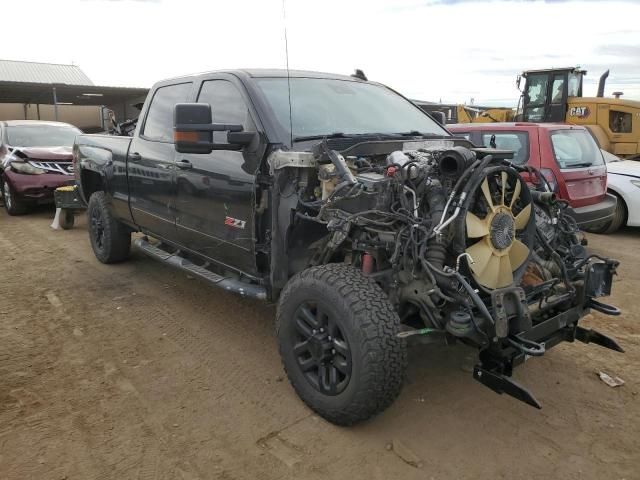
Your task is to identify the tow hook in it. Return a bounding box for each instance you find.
[587,298,621,316]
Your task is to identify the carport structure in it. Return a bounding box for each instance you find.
[0,59,148,130]
[0,81,148,122]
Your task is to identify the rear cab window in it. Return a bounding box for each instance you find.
[481,131,530,165]
[550,129,604,169]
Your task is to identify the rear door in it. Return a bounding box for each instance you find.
[128,82,193,239]
[545,128,607,207]
[174,76,264,275]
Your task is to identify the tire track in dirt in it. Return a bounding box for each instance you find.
[2,210,639,480]
[2,213,299,478]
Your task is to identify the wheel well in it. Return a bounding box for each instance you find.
[81,170,105,201]
[608,189,628,221]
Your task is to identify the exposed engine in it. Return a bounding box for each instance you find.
[273,138,619,371]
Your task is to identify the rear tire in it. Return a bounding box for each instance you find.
[276,264,407,426]
[2,179,29,216]
[87,191,131,263]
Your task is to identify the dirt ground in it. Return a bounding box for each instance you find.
[0,206,638,480]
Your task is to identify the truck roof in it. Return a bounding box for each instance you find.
[158,68,368,84]
[447,122,585,131]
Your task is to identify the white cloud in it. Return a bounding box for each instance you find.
[4,0,639,104]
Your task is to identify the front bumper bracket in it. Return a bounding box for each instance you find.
[573,326,625,353]
[473,365,542,409]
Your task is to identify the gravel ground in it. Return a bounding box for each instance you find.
[0,206,638,480]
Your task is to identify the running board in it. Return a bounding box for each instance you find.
[134,238,267,300]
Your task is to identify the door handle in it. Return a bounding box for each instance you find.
[176,159,193,170]
[129,152,141,161]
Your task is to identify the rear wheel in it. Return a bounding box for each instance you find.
[2,179,29,216]
[276,264,407,426]
[87,191,131,263]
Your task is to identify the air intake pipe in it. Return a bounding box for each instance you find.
[437,146,476,178]
[597,70,609,98]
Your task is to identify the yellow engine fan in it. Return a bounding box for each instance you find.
[465,168,533,290]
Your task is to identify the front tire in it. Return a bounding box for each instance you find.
[276,264,407,426]
[2,179,29,215]
[87,191,131,263]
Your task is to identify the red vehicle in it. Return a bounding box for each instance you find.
[0,120,81,215]
[447,122,616,230]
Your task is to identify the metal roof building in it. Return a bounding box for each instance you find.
[0,59,94,85]
[0,59,148,130]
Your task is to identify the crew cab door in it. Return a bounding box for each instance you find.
[174,77,262,275]
[128,82,193,239]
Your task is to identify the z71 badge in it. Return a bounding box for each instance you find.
[569,106,590,118]
[224,216,247,229]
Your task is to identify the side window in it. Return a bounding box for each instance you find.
[481,132,530,165]
[142,82,192,142]
[524,74,548,121]
[526,74,548,106]
[568,73,581,97]
[609,110,632,134]
[197,80,255,142]
[551,75,565,104]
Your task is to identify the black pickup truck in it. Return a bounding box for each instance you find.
[74,69,623,425]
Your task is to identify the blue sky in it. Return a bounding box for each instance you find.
[5,0,639,105]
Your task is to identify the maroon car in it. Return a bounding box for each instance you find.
[447,122,616,231]
[0,120,81,215]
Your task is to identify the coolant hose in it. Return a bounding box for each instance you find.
[448,269,495,328]
[425,186,447,268]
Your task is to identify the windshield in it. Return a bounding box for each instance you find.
[254,77,449,141]
[550,129,604,169]
[6,124,82,147]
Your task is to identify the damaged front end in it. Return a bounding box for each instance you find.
[270,137,622,409]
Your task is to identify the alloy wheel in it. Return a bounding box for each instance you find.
[90,207,105,249]
[292,301,352,395]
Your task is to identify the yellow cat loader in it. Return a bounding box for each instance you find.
[518,67,640,159]
[450,67,640,159]
[456,105,514,123]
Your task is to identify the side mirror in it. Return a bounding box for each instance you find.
[174,103,214,154]
[173,103,252,154]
